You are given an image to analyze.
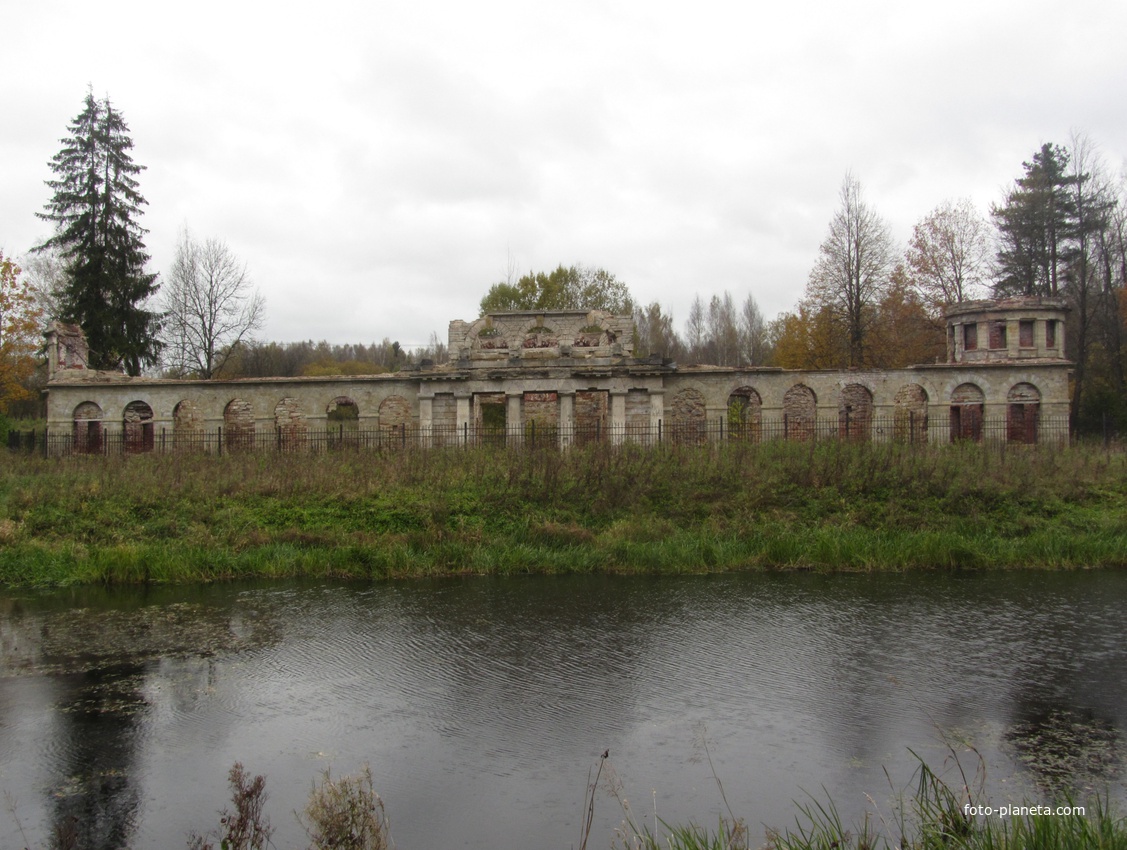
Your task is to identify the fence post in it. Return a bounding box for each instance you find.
[657,419,662,443]
[402,423,406,448]
[218,426,223,456]
[783,413,789,441]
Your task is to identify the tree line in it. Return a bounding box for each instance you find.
[772,138,1127,431]
[7,89,268,408]
[3,90,1125,433]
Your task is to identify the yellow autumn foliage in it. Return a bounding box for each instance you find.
[0,252,44,414]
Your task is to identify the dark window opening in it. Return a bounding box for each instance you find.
[989,321,1007,350]
[950,405,983,442]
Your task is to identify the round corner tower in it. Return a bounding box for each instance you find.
[944,296,1068,364]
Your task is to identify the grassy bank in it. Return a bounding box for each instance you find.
[176,753,1127,850]
[1,439,1125,586]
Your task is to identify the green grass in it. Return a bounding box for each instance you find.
[760,753,1127,850]
[1,439,1125,586]
[586,744,1127,850]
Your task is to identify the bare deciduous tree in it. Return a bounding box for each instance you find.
[807,172,895,367]
[906,198,991,311]
[685,295,706,361]
[1063,132,1118,424]
[706,292,740,366]
[632,301,683,360]
[162,230,264,379]
[739,292,769,366]
[17,244,68,326]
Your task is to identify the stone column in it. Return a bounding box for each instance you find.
[559,391,575,448]
[647,389,664,445]
[706,406,727,443]
[418,392,434,448]
[609,390,627,445]
[455,393,472,446]
[1006,319,1020,359]
[507,392,523,446]
[308,413,331,453]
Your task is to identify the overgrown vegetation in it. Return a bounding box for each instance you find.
[1,439,1125,586]
[301,766,391,850]
[587,747,1127,850]
[762,752,1127,850]
[186,763,390,850]
[187,763,273,850]
[10,750,1126,848]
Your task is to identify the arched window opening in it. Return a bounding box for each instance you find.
[123,400,155,453]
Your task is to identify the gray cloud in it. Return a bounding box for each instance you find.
[3,0,1126,347]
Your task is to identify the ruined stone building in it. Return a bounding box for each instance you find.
[42,298,1071,453]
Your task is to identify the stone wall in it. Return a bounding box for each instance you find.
[45,358,1072,450]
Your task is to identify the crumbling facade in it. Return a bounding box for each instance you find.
[42,300,1072,453]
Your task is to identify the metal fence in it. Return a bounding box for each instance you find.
[8,414,1077,457]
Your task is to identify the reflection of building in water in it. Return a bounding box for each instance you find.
[0,598,284,850]
[47,665,148,850]
[44,298,1071,452]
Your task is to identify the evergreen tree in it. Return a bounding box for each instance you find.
[991,143,1078,297]
[35,89,161,374]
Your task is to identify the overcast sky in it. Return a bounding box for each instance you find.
[3,0,1126,349]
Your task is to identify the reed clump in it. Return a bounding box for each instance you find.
[1,439,1125,586]
[186,763,390,850]
[763,754,1127,850]
[187,763,273,850]
[301,765,390,850]
[588,748,1127,850]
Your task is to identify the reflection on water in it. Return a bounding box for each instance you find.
[1,572,1125,849]
[47,664,147,849]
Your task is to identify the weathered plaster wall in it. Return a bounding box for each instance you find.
[45,360,1070,445]
[43,304,1072,449]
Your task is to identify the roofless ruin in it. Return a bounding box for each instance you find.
[43,297,1071,453]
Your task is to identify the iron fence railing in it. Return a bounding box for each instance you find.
[7,414,1080,457]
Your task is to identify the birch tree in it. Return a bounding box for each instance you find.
[162,230,264,379]
[906,198,991,311]
[806,172,895,367]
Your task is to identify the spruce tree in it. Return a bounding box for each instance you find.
[991,143,1078,297]
[36,89,161,374]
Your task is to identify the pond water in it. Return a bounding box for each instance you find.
[1,570,1125,849]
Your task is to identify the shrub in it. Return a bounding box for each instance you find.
[301,764,391,850]
[187,762,273,850]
